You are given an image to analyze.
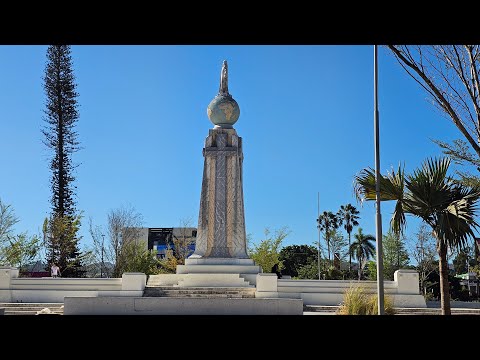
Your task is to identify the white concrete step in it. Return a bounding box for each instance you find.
[303,305,338,313]
[0,302,63,307]
[145,286,256,292]
[240,274,257,286]
[143,286,256,298]
[2,306,62,311]
[0,303,64,315]
[147,275,256,287]
[147,274,185,287]
[277,286,398,294]
[6,310,63,315]
[147,273,257,287]
[395,307,480,315]
[185,258,256,265]
[144,293,255,299]
[177,273,252,287]
[301,306,480,315]
[176,264,261,274]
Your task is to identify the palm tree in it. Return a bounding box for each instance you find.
[354,157,480,315]
[349,228,375,280]
[317,211,339,262]
[338,204,360,272]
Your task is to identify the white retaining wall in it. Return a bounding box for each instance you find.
[64,296,304,315]
[0,267,146,303]
[255,269,427,308]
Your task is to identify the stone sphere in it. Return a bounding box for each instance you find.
[207,94,240,128]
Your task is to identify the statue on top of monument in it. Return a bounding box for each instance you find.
[207,59,240,129]
[219,60,229,95]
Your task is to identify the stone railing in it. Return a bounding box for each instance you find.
[0,267,146,303]
[255,269,426,308]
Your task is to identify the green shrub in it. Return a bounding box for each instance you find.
[423,291,435,301]
[325,266,343,280]
[365,293,395,315]
[337,285,395,315]
[337,286,368,315]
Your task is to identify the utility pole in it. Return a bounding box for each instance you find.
[466,251,471,297]
[101,234,105,278]
[317,192,321,280]
[374,44,385,315]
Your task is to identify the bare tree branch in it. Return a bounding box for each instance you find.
[171,217,196,264]
[411,223,438,296]
[107,205,144,277]
[449,46,480,130]
[387,45,480,158]
[466,45,480,140]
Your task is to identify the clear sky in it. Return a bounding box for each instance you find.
[0,45,468,253]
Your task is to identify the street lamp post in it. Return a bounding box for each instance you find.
[466,252,471,297]
[374,45,385,315]
[317,192,321,280]
[101,234,105,278]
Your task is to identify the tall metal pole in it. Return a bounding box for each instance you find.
[317,192,321,280]
[467,253,471,296]
[374,45,385,315]
[101,234,105,278]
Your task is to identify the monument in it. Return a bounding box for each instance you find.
[166,60,261,287]
[190,60,247,259]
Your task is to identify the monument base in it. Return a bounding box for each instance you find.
[148,258,261,288]
[64,296,303,315]
[177,258,260,275]
[178,274,252,287]
[184,258,255,265]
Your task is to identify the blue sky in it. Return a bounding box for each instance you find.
[0,45,467,253]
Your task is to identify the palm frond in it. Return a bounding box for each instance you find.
[406,158,451,218]
[387,164,406,235]
[406,157,480,252]
[354,164,407,235]
[353,168,377,203]
[353,166,404,203]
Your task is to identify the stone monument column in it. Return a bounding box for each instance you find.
[190,60,249,259]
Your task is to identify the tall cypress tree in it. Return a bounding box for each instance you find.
[42,45,83,277]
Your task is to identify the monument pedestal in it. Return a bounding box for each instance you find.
[148,258,261,288]
[175,258,261,287]
[177,274,251,287]
[177,258,260,274]
[147,258,262,287]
